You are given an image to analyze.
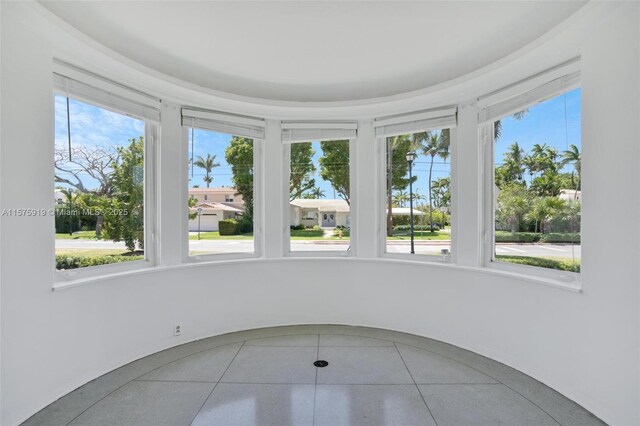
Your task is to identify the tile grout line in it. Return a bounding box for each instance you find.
[188,340,246,426]
[132,341,243,382]
[396,342,562,426]
[64,379,132,426]
[497,383,563,426]
[393,342,438,426]
[64,341,246,426]
[312,334,320,426]
[53,329,569,426]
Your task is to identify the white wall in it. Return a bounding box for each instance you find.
[1,2,638,426]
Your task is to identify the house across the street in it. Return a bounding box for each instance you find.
[188,187,245,232]
[290,199,351,228]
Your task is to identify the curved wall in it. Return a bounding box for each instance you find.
[1,2,639,426]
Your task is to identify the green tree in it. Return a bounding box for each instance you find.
[386,135,414,236]
[392,190,409,207]
[194,153,220,188]
[103,137,144,252]
[225,137,254,218]
[495,142,526,188]
[561,144,581,195]
[418,129,450,232]
[496,184,531,233]
[319,140,350,204]
[302,186,325,199]
[188,196,198,221]
[432,177,451,228]
[290,142,316,200]
[59,188,79,235]
[531,171,562,197]
[526,197,566,233]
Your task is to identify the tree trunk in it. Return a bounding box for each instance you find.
[386,138,394,237]
[428,155,434,232]
[95,215,103,237]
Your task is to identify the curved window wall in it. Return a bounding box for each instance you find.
[49,60,583,288]
[53,62,159,281]
[480,65,581,278]
[283,122,356,256]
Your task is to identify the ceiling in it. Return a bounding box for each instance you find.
[40,1,587,102]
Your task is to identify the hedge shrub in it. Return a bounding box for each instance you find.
[495,231,580,243]
[495,231,539,243]
[539,233,580,243]
[238,217,253,233]
[56,254,144,270]
[219,219,239,235]
[394,224,441,232]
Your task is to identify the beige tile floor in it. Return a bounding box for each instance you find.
[22,325,605,426]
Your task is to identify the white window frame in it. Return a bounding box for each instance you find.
[374,108,458,264]
[53,63,159,284]
[479,59,581,284]
[282,122,357,258]
[181,109,264,262]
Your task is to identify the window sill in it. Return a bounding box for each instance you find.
[483,260,581,292]
[53,259,155,291]
[52,255,581,294]
[187,252,259,263]
[286,250,352,258]
[381,252,452,264]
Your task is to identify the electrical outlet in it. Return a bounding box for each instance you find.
[173,324,182,336]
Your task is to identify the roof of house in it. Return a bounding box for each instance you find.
[190,202,244,213]
[188,187,237,193]
[389,207,426,216]
[290,199,350,213]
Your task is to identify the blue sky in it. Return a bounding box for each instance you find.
[54,95,144,191]
[56,87,581,197]
[495,87,581,174]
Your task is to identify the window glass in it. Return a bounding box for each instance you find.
[493,88,581,272]
[289,140,350,252]
[187,128,254,256]
[384,129,452,258]
[54,95,145,270]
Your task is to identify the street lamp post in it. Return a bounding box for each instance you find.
[197,207,203,240]
[406,151,416,254]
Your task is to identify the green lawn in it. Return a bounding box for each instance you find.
[55,231,101,240]
[496,255,580,272]
[290,228,325,238]
[389,231,450,241]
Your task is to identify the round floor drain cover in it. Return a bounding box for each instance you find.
[314,360,329,368]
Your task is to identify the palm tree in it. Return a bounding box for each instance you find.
[503,142,525,185]
[386,134,412,237]
[194,153,220,188]
[494,109,529,141]
[309,186,325,199]
[393,190,409,207]
[522,154,536,186]
[60,188,78,235]
[526,197,566,233]
[420,130,450,232]
[561,144,581,196]
[497,184,531,233]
